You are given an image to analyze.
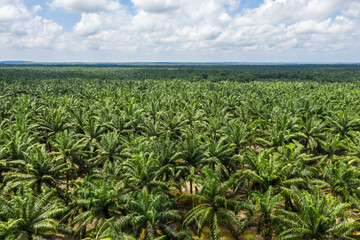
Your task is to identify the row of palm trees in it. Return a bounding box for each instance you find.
[2,77,360,239]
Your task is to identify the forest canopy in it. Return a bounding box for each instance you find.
[1,65,360,239]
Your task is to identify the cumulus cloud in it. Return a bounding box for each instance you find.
[131,0,181,13]
[58,0,360,61]
[74,13,103,36]
[0,3,30,22]
[1,0,360,61]
[49,0,121,13]
[0,1,62,49]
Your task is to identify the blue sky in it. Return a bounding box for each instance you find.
[1,0,360,62]
[22,0,264,30]
[23,0,80,31]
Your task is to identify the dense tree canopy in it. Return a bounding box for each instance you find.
[1,66,360,239]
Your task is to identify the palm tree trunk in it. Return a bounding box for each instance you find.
[285,196,296,211]
[264,216,272,240]
[66,173,69,206]
[190,180,194,209]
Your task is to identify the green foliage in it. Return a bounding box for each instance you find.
[1,66,360,239]
[0,187,67,240]
[274,188,360,239]
[183,167,243,239]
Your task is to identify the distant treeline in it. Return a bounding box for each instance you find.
[1,65,360,82]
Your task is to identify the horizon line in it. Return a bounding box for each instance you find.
[1,61,360,65]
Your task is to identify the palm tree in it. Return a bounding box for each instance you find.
[237,186,281,240]
[51,130,89,173]
[184,102,204,129]
[161,111,187,139]
[298,113,326,153]
[68,177,126,238]
[145,100,163,125]
[183,167,243,240]
[224,122,249,154]
[34,107,72,143]
[79,116,106,150]
[202,137,235,176]
[257,112,305,148]
[150,136,182,182]
[3,145,67,193]
[87,220,137,240]
[326,109,360,142]
[91,132,124,167]
[233,149,283,193]
[104,113,129,134]
[312,161,360,202]
[0,187,68,240]
[276,143,317,185]
[177,133,205,195]
[117,188,181,239]
[317,134,347,167]
[1,130,35,162]
[51,130,88,204]
[124,100,144,134]
[274,188,360,239]
[67,102,89,134]
[346,133,360,160]
[204,113,229,141]
[122,152,171,192]
[140,116,164,138]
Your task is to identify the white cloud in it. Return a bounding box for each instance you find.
[49,0,121,13]
[0,3,30,22]
[1,0,360,61]
[74,13,103,36]
[131,0,181,13]
[59,0,360,61]
[33,5,42,13]
[0,1,63,49]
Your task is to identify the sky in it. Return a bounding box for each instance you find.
[0,0,359,62]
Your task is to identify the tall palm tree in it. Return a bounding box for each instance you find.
[1,130,35,162]
[91,132,124,167]
[140,116,164,138]
[313,161,360,202]
[202,137,235,176]
[34,107,72,143]
[0,187,67,240]
[184,102,204,129]
[274,188,359,239]
[161,111,187,139]
[149,136,182,182]
[117,188,181,239]
[224,122,249,154]
[204,113,229,141]
[298,114,326,153]
[178,133,205,195]
[87,220,137,240]
[183,167,243,240]
[276,143,317,184]
[79,116,106,150]
[122,152,171,192]
[51,130,89,173]
[237,186,281,240]
[51,130,87,204]
[257,112,305,148]
[104,113,129,135]
[3,145,67,193]
[234,149,283,193]
[68,178,126,238]
[326,109,360,142]
[317,134,347,167]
